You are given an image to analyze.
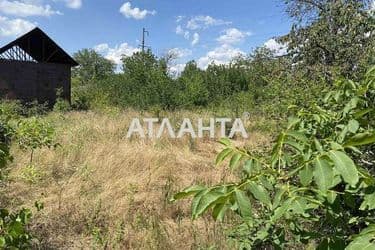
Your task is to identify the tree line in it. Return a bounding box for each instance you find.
[71,0,374,119]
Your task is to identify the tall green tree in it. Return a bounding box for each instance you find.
[120,50,176,109]
[177,61,209,107]
[284,0,375,81]
[72,49,115,84]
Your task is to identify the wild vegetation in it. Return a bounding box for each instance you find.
[71,1,374,116]
[1,0,374,249]
[175,67,375,249]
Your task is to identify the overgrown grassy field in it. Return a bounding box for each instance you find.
[4,110,272,249]
[1,1,373,248]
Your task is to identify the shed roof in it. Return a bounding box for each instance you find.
[0,27,78,66]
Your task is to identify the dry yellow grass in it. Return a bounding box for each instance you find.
[4,110,272,249]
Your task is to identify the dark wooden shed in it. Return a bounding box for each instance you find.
[0,27,78,105]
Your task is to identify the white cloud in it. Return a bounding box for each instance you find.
[0,0,61,17]
[0,16,36,37]
[64,0,82,9]
[94,43,110,53]
[176,25,190,39]
[191,32,199,46]
[197,44,245,69]
[176,15,184,23]
[184,31,190,39]
[186,15,231,30]
[119,2,156,20]
[371,0,375,10]
[53,0,82,9]
[217,28,251,45]
[169,63,186,76]
[176,25,183,34]
[167,48,191,76]
[94,42,140,66]
[177,15,231,46]
[264,38,288,56]
[168,47,192,58]
[176,25,190,40]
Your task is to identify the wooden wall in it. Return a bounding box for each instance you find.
[0,59,71,105]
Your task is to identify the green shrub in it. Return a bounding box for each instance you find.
[0,107,13,181]
[0,208,33,249]
[174,66,375,249]
[53,88,71,113]
[0,107,44,249]
[53,99,71,113]
[15,117,57,164]
[71,85,91,110]
[20,164,44,184]
[0,100,23,119]
[22,101,48,117]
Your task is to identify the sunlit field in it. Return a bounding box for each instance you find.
[4,110,271,249]
[1,0,374,249]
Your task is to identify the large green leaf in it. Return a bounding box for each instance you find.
[285,131,308,143]
[290,197,308,215]
[272,186,287,209]
[271,198,293,222]
[192,190,226,219]
[300,164,313,186]
[314,138,323,152]
[215,148,233,165]
[172,185,206,201]
[360,192,375,211]
[286,117,300,129]
[313,157,334,192]
[328,150,359,187]
[285,139,304,152]
[235,189,252,219]
[248,182,272,208]
[344,132,375,148]
[354,108,373,119]
[229,152,242,170]
[218,138,231,147]
[191,190,208,219]
[346,234,375,250]
[212,202,230,221]
[243,159,258,176]
[343,97,359,116]
[348,120,359,133]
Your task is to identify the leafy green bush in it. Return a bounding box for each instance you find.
[0,100,50,118]
[71,85,91,111]
[0,105,15,181]
[0,107,44,249]
[0,208,33,249]
[53,99,71,113]
[174,66,375,249]
[22,101,48,117]
[15,117,57,165]
[0,100,23,119]
[53,88,71,113]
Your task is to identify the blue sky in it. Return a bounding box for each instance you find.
[0,0,292,71]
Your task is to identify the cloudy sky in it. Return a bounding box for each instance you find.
[0,0,292,70]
